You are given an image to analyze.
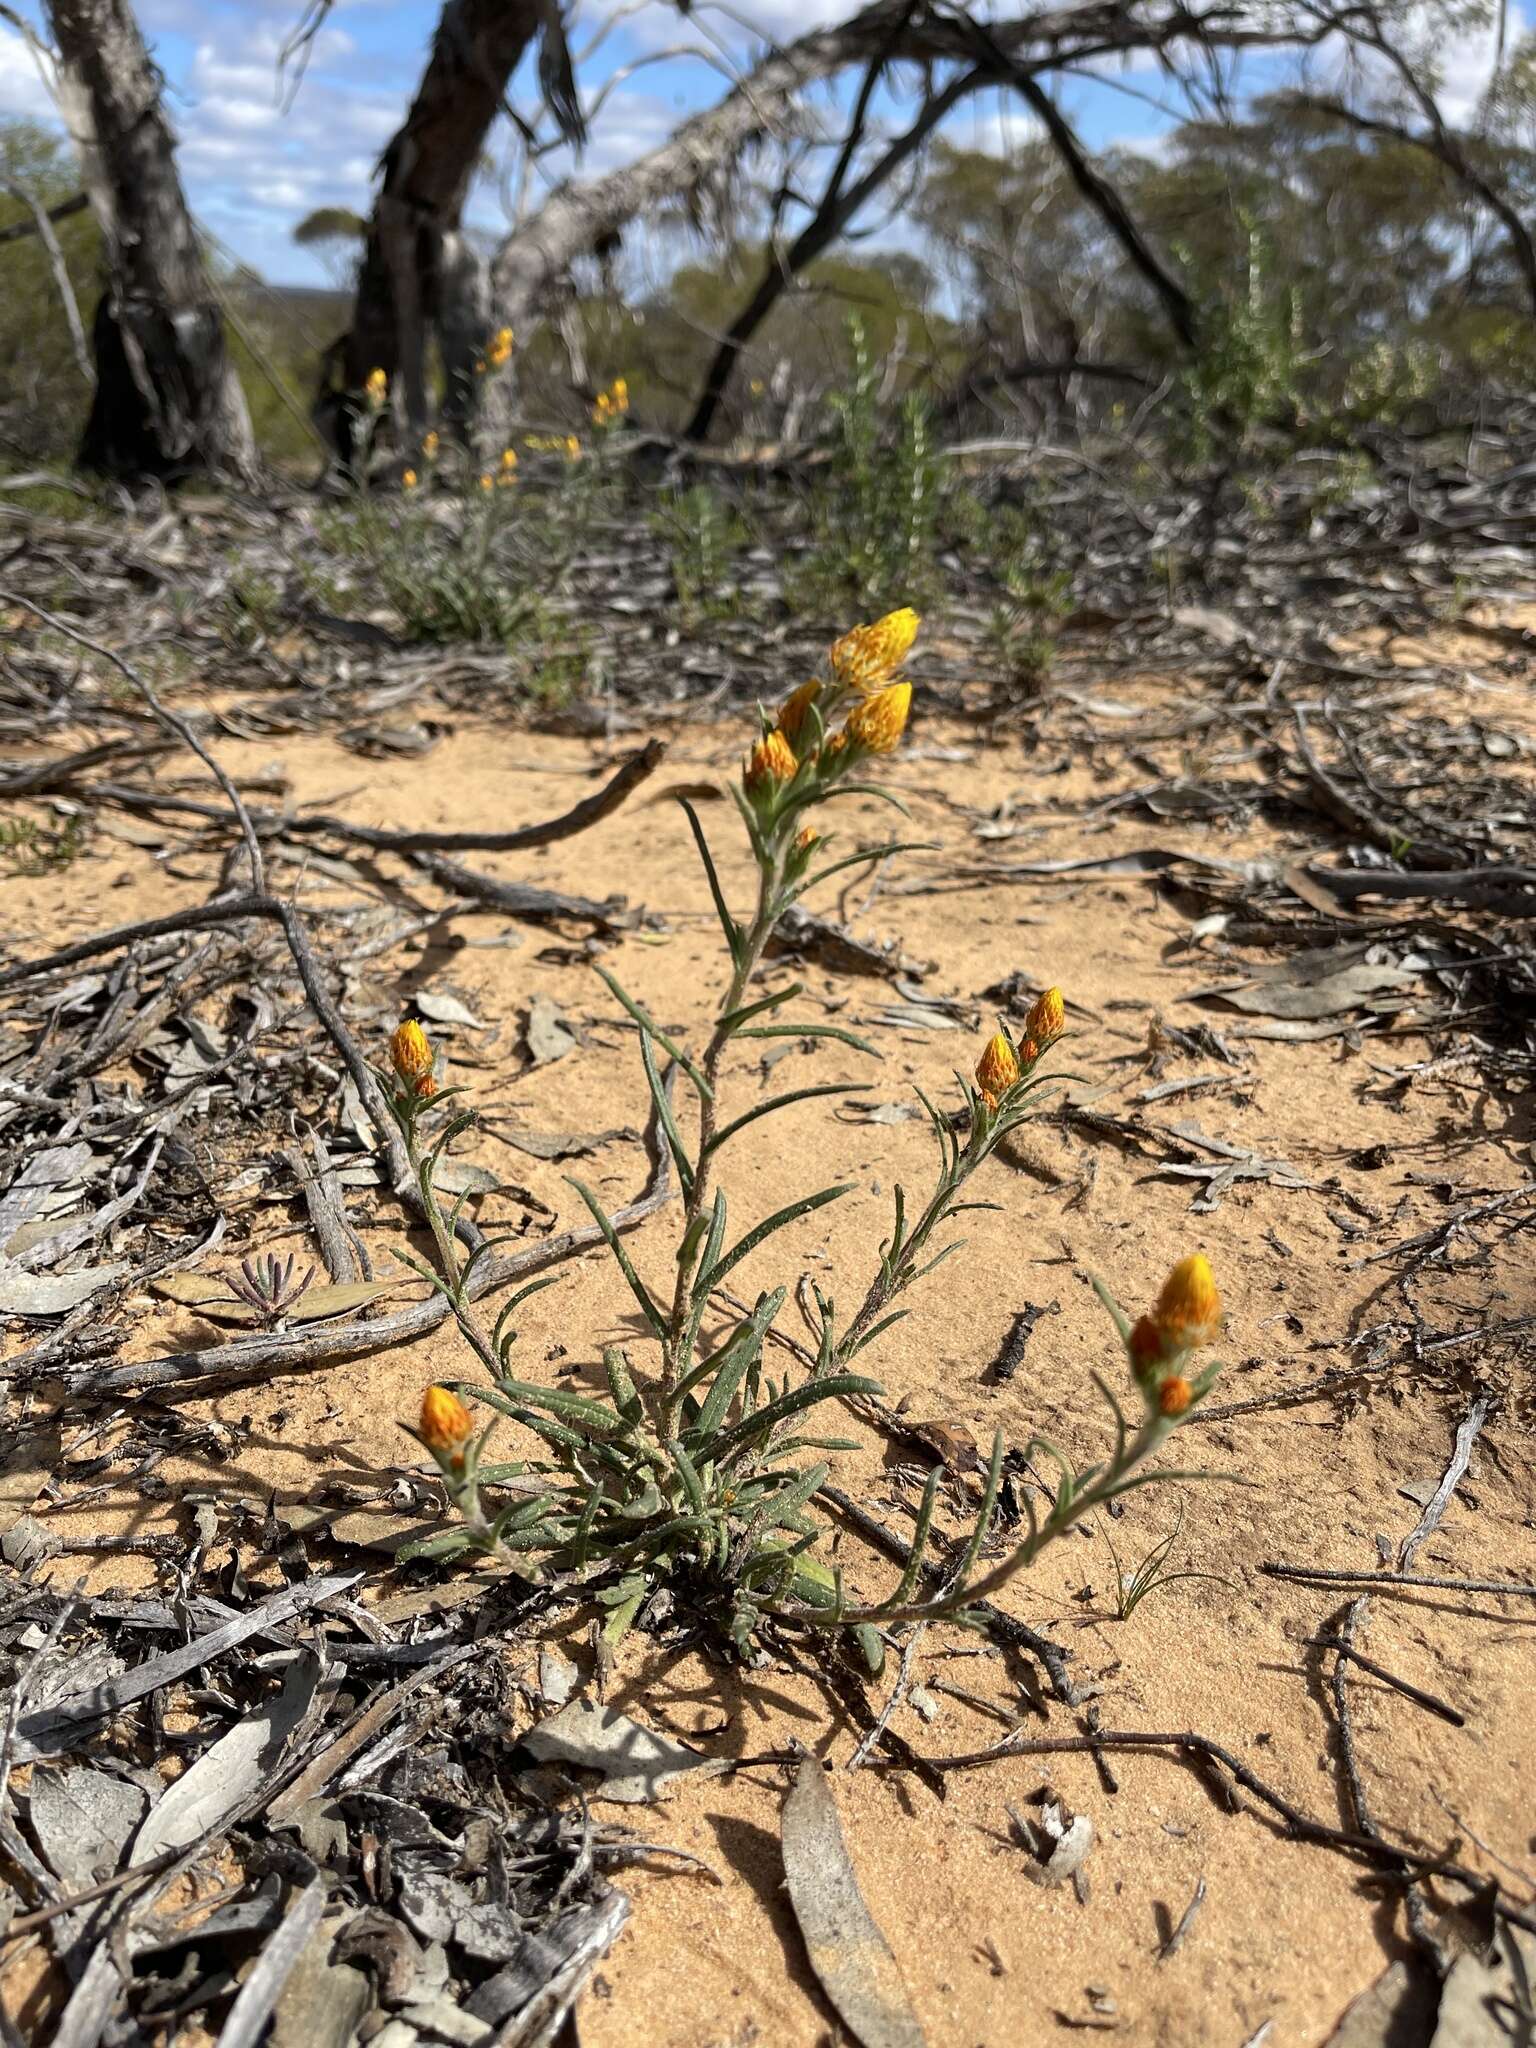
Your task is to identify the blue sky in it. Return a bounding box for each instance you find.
[0,0,1517,286]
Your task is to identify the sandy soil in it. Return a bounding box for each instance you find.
[4,639,1534,2047]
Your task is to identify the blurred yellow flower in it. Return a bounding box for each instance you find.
[479,472,494,492]
[777,678,821,748]
[422,430,439,461]
[365,366,388,405]
[420,1384,474,1464]
[744,729,798,795]
[794,826,819,855]
[1153,1254,1223,1352]
[830,607,920,692]
[613,376,629,409]
[501,447,518,471]
[1158,1375,1194,1417]
[565,435,581,460]
[844,680,911,755]
[402,468,418,490]
[975,1030,1020,1107]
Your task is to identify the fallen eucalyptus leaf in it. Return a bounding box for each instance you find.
[415,992,485,1030]
[522,1700,722,1804]
[782,1758,926,2048]
[525,996,578,1065]
[289,1280,398,1322]
[0,1254,127,1318]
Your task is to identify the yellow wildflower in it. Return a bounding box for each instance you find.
[479,472,494,492]
[749,378,765,397]
[1019,984,1066,1061]
[1025,985,1065,1047]
[422,430,439,461]
[389,1019,436,1099]
[830,607,921,692]
[744,729,798,796]
[975,1030,1021,1108]
[777,678,821,748]
[402,468,418,490]
[501,447,518,471]
[613,376,629,410]
[1152,1254,1223,1352]
[565,436,581,461]
[365,366,388,406]
[844,681,911,756]
[420,1384,474,1466]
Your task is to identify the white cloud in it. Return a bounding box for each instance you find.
[0,22,56,119]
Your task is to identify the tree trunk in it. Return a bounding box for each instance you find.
[46,0,257,484]
[326,0,579,457]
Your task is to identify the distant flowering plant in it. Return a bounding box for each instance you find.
[382,608,1229,1665]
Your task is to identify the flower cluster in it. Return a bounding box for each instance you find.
[475,325,514,377]
[364,366,389,409]
[592,376,630,427]
[742,606,919,815]
[1127,1254,1224,1417]
[972,986,1065,1110]
[525,433,583,462]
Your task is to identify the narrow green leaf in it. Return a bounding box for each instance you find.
[801,838,933,892]
[718,983,801,1034]
[698,1183,852,1296]
[566,1176,668,1339]
[705,1083,868,1158]
[604,1347,644,1426]
[710,1374,882,1460]
[485,1375,624,1434]
[592,966,711,1101]
[678,797,743,966]
[734,1023,881,1057]
[640,1028,695,1195]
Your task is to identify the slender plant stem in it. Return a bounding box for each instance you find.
[661,846,784,1423]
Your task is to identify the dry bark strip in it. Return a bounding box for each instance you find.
[782,1757,927,2048]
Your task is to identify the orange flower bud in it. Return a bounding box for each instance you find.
[389,1019,437,1099]
[1128,1315,1164,1380]
[975,1030,1020,1106]
[420,1383,474,1465]
[744,728,798,795]
[1024,986,1065,1048]
[1152,1254,1223,1352]
[1158,1375,1193,1418]
[844,681,911,756]
[777,678,821,748]
[794,826,819,856]
[829,608,921,692]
